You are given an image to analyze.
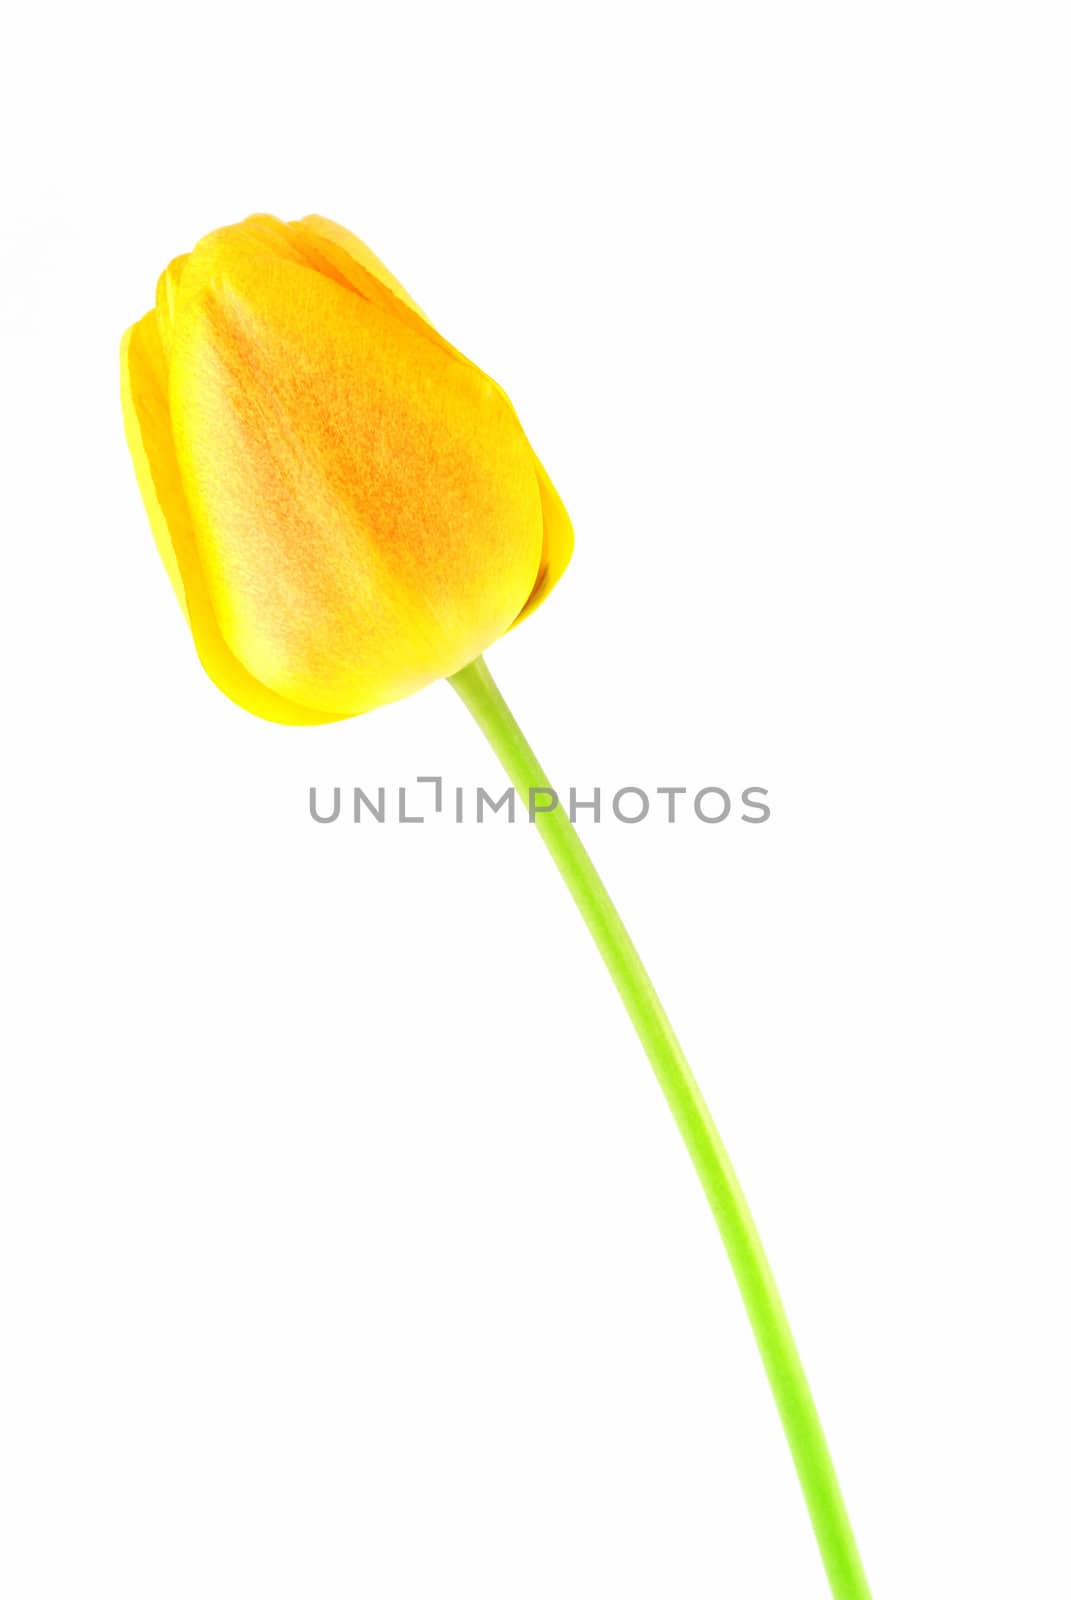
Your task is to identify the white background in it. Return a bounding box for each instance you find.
[2,3,1069,1596]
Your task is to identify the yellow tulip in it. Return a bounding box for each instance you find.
[119,213,871,1600]
[120,213,572,723]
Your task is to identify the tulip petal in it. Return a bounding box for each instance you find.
[295,215,428,318]
[288,216,473,372]
[513,456,574,624]
[120,310,340,724]
[288,214,573,626]
[167,233,544,717]
[154,253,190,362]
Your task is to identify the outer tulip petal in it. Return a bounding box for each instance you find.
[154,253,190,362]
[295,215,429,318]
[513,457,574,624]
[287,216,471,371]
[168,234,544,717]
[120,316,189,620]
[287,215,573,626]
[120,310,340,725]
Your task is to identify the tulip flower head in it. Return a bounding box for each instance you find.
[120,213,572,723]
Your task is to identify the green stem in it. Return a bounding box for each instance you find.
[449,654,870,1600]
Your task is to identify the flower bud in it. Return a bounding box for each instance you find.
[120,214,572,723]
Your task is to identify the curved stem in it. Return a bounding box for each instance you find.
[449,654,870,1600]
